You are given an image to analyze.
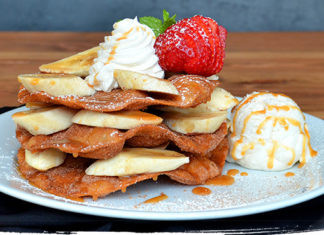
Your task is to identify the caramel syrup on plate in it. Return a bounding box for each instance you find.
[143,193,168,204]
[285,172,295,177]
[240,172,248,176]
[206,175,235,186]
[227,169,239,176]
[192,187,211,196]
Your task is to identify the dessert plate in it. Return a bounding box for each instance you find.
[0,106,323,220]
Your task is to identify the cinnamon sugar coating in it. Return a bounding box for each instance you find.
[18,75,219,112]
[16,122,227,160]
[17,138,228,200]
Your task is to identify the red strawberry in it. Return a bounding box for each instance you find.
[154,15,227,76]
[192,15,218,75]
[216,25,227,73]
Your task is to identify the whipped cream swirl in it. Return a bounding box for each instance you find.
[86,17,164,92]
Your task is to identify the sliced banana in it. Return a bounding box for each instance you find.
[39,46,100,77]
[25,102,52,109]
[153,142,169,150]
[86,148,189,176]
[18,73,96,97]
[25,149,66,171]
[158,87,238,114]
[12,106,76,135]
[72,110,162,129]
[163,111,227,134]
[207,74,219,81]
[114,69,179,95]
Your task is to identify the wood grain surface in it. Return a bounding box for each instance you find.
[0,32,323,118]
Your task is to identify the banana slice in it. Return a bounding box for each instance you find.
[39,46,100,77]
[12,106,76,135]
[153,142,169,150]
[72,110,163,129]
[25,102,52,109]
[163,111,227,134]
[25,149,66,171]
[18,73,96,97]
[86,148,189,176]
[158,87,238,114]
[114,69,179,95]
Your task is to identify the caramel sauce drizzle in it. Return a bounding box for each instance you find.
[304,123,318,157]
[90,27,135,87]
[31,78,40,85]
[104,45,118,65]
[232,92,317,169]
[192,187,211,196]
[231,109,266,160]
[206,175,235,186]
[227,169,239,176]
[240,172,248,176]
[116,28,133,41]
[241,142,255,156]
[231,92,269,137]
[72,152,78,158]
[143,193,168,204]
[267,140,279,169]
[285,172,295,177]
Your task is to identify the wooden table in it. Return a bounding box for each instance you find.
[0,32,323,119]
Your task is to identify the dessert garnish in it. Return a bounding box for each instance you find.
[154,15,227,76]
[139,9,176,37]
[228,91,317,171]
[86,17,164,92]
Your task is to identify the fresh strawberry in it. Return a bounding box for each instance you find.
[154,15,227,76]
[216,25,227,73]
[192,15,217,75]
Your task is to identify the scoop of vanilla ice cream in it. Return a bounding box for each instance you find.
[228,91,317,171]
[86,17,164,92]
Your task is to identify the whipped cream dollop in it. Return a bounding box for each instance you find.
[86,17,164,92]
[228,92,317,171]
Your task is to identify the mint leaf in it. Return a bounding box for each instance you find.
[139,16,163,37]
[162,12,176,33]
[139,10,176,37]
[163,9,169,22]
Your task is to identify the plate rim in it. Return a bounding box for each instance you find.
[0,180,324,220]
[0,106,323,221]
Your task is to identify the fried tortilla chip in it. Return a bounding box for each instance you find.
[16,122,227,160]
[18,75,219,112]
[17,138,228,200]
[167,138,229,184]
[39,46,100,77]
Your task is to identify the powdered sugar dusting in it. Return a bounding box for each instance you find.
[1,107,323,216]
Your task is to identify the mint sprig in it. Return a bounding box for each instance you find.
[162,9,176,33]
[139,10,176,37]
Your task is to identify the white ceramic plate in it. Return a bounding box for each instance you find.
[0,107,323,220]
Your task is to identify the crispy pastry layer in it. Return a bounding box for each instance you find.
[16,122,227,159]
[17,138,228,200]
[18,75,219,112]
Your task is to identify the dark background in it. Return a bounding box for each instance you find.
[1,0,324,32]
